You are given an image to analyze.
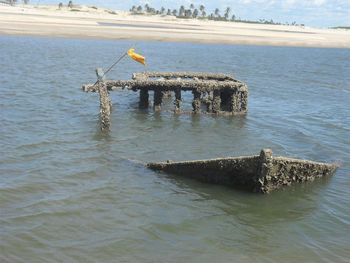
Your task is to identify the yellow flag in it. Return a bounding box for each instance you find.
[127,48,146,65]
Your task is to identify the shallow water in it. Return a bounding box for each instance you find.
[0,35,349,262]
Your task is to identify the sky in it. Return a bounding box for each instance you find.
[38,0,350,27]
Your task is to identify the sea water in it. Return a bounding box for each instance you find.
[1,35,349,262]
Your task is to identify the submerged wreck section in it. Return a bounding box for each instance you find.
[147,149,337,193]
[82,71,248,129]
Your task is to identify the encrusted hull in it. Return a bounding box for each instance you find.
[147,149,338,193]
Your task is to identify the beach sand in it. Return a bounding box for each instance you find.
[1,4,349,48]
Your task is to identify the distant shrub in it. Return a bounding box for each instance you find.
[106,10,117,15]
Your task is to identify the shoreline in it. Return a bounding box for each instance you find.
[1,4,349,48]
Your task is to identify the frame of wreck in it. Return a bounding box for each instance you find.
[148,149,338,193]
[82,72,248,130]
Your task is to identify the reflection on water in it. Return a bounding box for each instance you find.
[0,35,350,263]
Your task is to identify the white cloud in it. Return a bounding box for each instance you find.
[283,0,327,8]
[312,0,326,6]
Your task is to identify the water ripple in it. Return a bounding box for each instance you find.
[1,35,350,262]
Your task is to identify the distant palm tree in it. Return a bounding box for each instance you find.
[144,4,150,12]
[190,4,194,9]
[160,7,165,14]
[224,7,231,20]
[167,9,171,15]
[68,0,73,8]
[199,5,205,16]
[130,5,136,12]
[193,9,199,18]
[172,9,177,16]
[214,8,220,17]
[231,14,236,21]
[185,9,192,17]
[136,5,142,12]
[179,5,185,16]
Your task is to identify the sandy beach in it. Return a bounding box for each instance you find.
[1,4,349,48]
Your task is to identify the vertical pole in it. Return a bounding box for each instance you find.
[139,89,149,109]
[154,89,163,111]
[229,91,239,113]
[205,91,213,113]
[95,68,111,131]
[255,149,273,193]
[174,88,181,113]
[241,90,248,112]
[98,82,111,131]
[212,90,221,114]
[192,90,201,113]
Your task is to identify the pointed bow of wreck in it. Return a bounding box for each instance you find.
[147,149,338,193]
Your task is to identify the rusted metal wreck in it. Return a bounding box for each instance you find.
[82,71,248,130]
[147,149,338,193]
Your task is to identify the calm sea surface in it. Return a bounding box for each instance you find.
[1,35,349,262]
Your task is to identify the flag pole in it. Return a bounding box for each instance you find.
[93,47,145,86]
[93,51,128,86]
[103,52,128,78]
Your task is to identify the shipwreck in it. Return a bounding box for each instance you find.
[147,149,338,193]
[82,71,248,130]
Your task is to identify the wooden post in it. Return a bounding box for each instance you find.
[154,89,163,111]
[98,82,111,131]
[212,90,221,114]
[95,68,111,131]
[192,90,201,113]
[139,89,149,109]
[174,88,181,113]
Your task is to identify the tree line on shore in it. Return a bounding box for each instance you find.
[130,3,302,26]
[1,0,29,5]
[1,0,303,27]
[130,4,236,21]
[1,0,75,8]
